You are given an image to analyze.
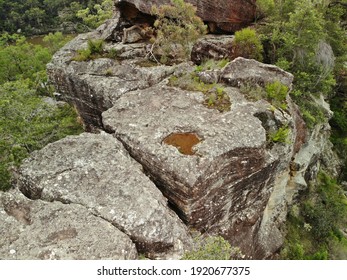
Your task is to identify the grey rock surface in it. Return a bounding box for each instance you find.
[43,13,339,259]
[191,35,234,65]
[0,189,137,260]
[221,57,294,89]
[15,133,192,259]
[47,31,174,130]
[102,84,293,256]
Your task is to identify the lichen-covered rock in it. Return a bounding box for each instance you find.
[15,133,192,259]
[45,13,339,259]
[47,31,175,130]
[191,35,234,65]
[221,57,294,88]
[102,82,295,257]
[117,0,256,32]
[0,189,137,260]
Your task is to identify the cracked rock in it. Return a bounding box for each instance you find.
[0,189,137,260]
[15,132,192,259]
[102,84,283,256]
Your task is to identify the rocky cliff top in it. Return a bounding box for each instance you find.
[1,3,340,260]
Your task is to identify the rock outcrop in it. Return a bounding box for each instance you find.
[47,32,175,130]
[14,133,192,259]
[117,0,257,32]
[45,18,303,256]
[40,18,335,258]
[2,5,340,260]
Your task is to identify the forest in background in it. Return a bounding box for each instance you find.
[0,0,110,34]
[0,0,346,259]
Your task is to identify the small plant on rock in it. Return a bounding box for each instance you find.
[182,235,244,260]
[73,39,105,61]
[265,80,289,110]
[269,125,290,144]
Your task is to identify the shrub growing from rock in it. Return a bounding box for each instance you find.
[233,28,263,61]
[181,236,243,260]
[151,0,207,64]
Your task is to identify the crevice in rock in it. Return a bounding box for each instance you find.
[112,134,189,227]
[16,188,142,257]
[87,210,142,255]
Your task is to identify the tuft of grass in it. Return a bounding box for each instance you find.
[196,59,230,72]
[265,80,288,109]
[73,39,118,61]
[269,125,290,143]
[169,73,231,112]
[240,80,288,110]
[181,235,243,260]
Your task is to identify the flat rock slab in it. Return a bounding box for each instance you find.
[221,57,294,88]
[0,189,137,260]
[16,133,191,259]
[102,84,277,233]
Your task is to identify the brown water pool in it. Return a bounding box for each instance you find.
[163,132,201,155]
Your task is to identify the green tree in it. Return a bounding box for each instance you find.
[0,35,51,85]
[76,0,113,29]
[151,0,207,64]
[256,0,275,19]
[0,80,83,191]
[260,0,341,97]
[0,32,83,191]
[43,31,73,54]
[0,0,99,34]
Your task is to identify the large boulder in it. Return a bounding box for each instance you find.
[0,189,137,260]
[221,57,294,88]
[45,13,340,259]
[15,133,192,259]
[102,77,296,257]
[117,0,257,32]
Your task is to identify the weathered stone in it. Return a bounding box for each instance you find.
[191,35,234,65]
[117,0,256,32]
[47,32,175,130]
[96,11,122,41]
[221,57,294,88]
[197,70,220,84]
[45,15,340,259]
[0,189,137,260]
[15,133,192,259]
[254,96,341,258]
[102,83,295,256]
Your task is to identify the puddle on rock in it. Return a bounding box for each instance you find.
[163,133,201,155]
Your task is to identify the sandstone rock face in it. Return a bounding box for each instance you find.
[0,189,137,260]
[101,73,296,256]
[117,0,256,32]
[41,14,339,259]
[15,133,192,259]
